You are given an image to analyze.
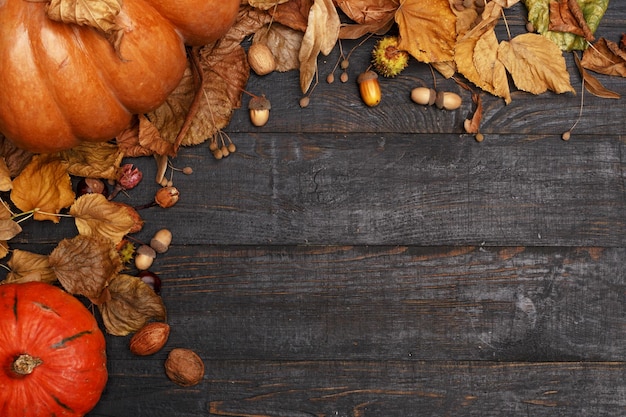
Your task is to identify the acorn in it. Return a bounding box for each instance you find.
[371,36,410,77]
[357,70,381,107]
[249,95,271,126]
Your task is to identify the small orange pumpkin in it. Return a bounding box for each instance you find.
[0,282,108,417]
[0,0,239,153]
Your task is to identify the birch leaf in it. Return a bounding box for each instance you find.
[498,33,575,95]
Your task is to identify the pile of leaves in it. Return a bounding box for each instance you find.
[0,0,624,337]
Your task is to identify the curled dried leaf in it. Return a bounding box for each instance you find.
[57,141,124,181]
[98,274,167,336]
[3,250,56,284]
[49,234,122,303]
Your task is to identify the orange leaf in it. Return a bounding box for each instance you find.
[395,0,456,63]
[11,156,75,223]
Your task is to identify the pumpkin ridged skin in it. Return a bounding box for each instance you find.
[0,282,107,417]
[0,0,240,153]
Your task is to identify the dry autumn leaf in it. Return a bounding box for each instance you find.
[456,26,512,104]
[299,0,340,93]
[4,249,57,284]
[0,219,21,241]
[269,0,313,32]
[337,0,398,39]
[254,24,303,72]
[573,51,620,99]
[57,141,124,181]
[49,234,122,304]
[581,38,626,77]
[497,33,575,96]
[0,158,11,191]
[46,0,127,51]
[98,274,167,336]
[395,0,456,63]
[70,193,138,244]
[246,0,291,10]
[11,156,75,223]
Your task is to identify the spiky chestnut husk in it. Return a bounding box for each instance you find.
[372,36,409,77]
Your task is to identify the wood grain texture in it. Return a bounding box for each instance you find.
[3,2,625,417]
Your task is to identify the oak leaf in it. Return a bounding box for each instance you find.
[98,274,167,336]
[497,33,575,96]
[49,234,123,304]
[299,0,340,93]
[395,0,456,63]
[4,250,56,284]
[70,193,137,244]
[10,156,75,223]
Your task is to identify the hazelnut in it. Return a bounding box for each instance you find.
[150,229,172,253]
[164,348,205,387]
[248,43,276,76]
[129,322,170,356]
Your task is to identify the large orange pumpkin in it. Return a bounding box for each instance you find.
[0,281,108,417]
[0,0,240,153]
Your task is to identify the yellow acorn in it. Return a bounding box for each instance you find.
[357,70,381,107]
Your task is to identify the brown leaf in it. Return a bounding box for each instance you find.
[56,141,124,180]
[580,38,626,77]
[49,234,122,304]
[138,115,173,156]
[247,0,291,10]
[69,193,138,244]
[98,274,167,336]
[573,52,620,99]
[337,0,398,39]
[46,0,125,41]
[549,0,594,42]
[463,92,484,134]
[10,156,75,223]
[396,0,456,63]
[299,0,341,93]
[0,158,12,191]
[0,134,33,177]
[497,33,575,96]
[456,27,512,103]
[254,24,303,72]
[270,0,314,32]
[4,250,56,284]
[0,219,21,241]
[115,118,153,158]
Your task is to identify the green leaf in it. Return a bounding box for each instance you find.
[524,0,609,51]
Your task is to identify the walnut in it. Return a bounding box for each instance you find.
[129,322,170,356]
[164,348,205,387]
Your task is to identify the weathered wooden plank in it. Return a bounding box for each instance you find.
[12,133,626,247]
[90,245,625,363]
[88,360,626,417]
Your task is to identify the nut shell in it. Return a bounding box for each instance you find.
[248,43,276,76]
[129,322,170,356]
[165,348,205,387]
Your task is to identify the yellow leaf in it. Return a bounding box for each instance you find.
[497,33,575,96]
[456,27,512,103]
[47,0,123,34]
[11,156,75,223]
[4,250,57,284]
[70,193,136,244]
[395,0,456,63]
[299,0,340,93]
[57,141,124,181]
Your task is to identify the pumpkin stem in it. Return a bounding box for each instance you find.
[12,354,43,376]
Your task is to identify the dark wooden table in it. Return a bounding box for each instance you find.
[8,3,626,416]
